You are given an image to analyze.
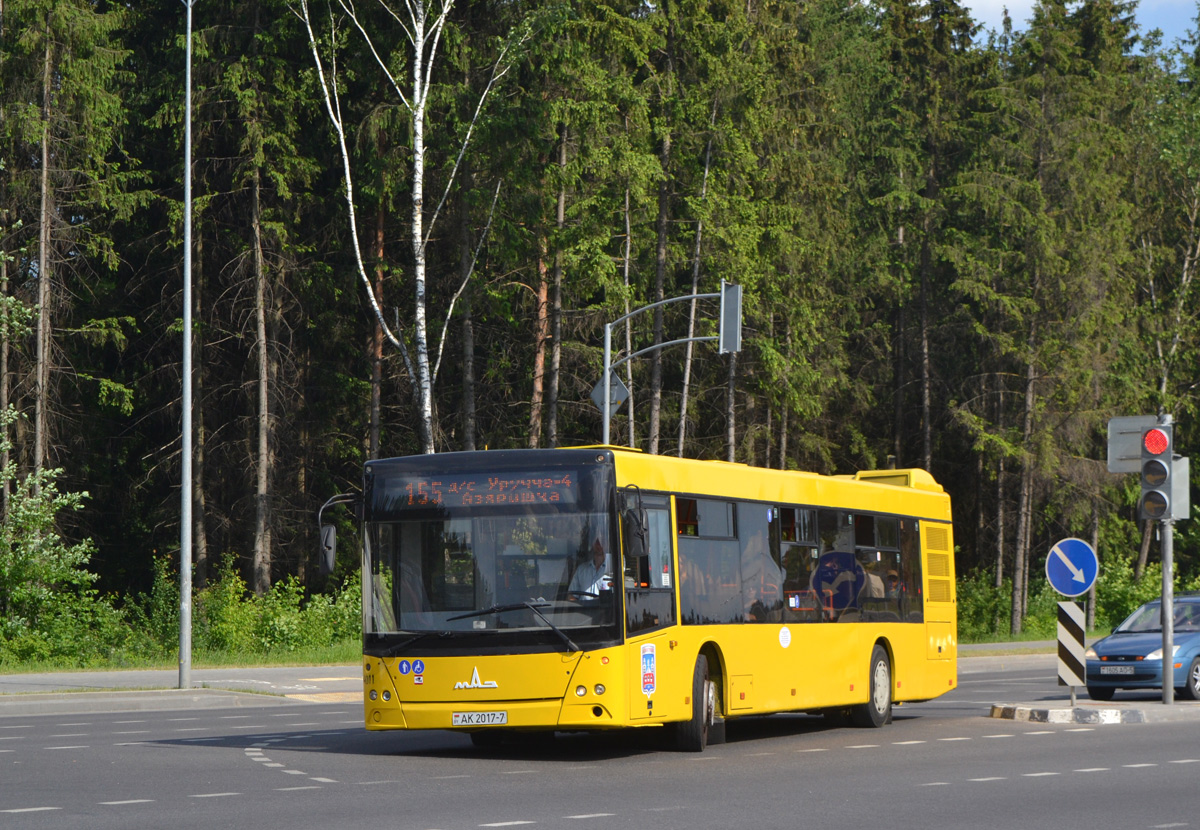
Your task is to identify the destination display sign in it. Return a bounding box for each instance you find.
[386,471,579,510]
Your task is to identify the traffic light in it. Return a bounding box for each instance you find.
[1139,424,1174,521]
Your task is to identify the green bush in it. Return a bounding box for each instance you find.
[195,555,259,653]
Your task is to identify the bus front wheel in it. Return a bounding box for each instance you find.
[851,644,892,728]
[676,655,714,752]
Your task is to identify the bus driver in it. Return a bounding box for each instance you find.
[569,536,611,599]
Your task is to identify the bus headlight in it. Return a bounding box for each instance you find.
[576,685,587,697]
[594,684,606,696]
[382,690,391,701]
[369,690,378,701]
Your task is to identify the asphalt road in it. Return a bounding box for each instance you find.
[2,652,1199,830]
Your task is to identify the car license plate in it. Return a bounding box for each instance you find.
[452,711,508,726]
[1100,665,1134,675]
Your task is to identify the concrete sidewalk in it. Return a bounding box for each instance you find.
[0,665,362,716]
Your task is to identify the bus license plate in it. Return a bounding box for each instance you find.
[452,711,508,726]
[1100,665,1134,675]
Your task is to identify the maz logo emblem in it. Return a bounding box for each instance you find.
[454,667,498,690]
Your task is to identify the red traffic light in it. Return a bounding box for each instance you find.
[1143,428,1170,456]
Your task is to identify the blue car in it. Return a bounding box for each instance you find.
[1085,595,1200,701]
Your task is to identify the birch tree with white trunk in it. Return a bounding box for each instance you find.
[294,0,528,452]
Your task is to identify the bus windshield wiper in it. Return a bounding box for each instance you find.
[449,602,579,653]
[380,631,450,655]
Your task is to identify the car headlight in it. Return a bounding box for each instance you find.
[1085,647,1097,659]
[1145,646,1180,660]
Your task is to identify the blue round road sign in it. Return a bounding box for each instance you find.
[1045,538,1099,597]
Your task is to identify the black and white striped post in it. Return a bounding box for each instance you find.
[1046,538,1099,707]
[1057,602,1086,706]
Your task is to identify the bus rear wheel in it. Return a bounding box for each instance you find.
[676,655,714,752]
[851,645,892,728]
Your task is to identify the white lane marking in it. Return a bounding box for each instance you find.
[113,720,147,724]
[1123,764,1157,768]
[284,770,307,775]
[220,715,253,720]
[846,745,879,749]
[969,777,1006,782]
[114,730,150,735]
[57,722,91,727]
[1024,730,1055,735]
[0,736,25,741]
[310,778,338,783]
[500,770,536,775]
[1075,768,1110,772]
[1023,772,1060,777]
[0,725,33,730]
[982,734,1014,739]
[278,786,323,791]
[190,793,241,798]
[1,807,61,813]
[114,742,150,747]
[920,782,950,787]
[100,800,154,805]
[50,733,88,738]
[797,748,828,753]
[746,752,776,756]
[175,728,207,733]
[479,823,536,827]
[168,717,199,722]
[1169,759,1200,764]
[264,763,285,768]
[938,737,971,742]
[46,745,89,750]
[1065,728,1093,732]
[432,775,471,780]
[893,740,925,745]
[567,814,615,819]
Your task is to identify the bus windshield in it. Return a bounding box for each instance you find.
[363,457,620,647]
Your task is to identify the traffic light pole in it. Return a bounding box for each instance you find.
[1162,516,1174,705]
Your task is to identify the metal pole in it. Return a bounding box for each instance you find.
[602,323,612,446]
[179,0,194,690]
[1162,517,1174,705]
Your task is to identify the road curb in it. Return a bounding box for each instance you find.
[990,704,1145,724]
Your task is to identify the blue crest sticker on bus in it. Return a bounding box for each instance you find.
[641,643,656,696]
[398,660,412,675]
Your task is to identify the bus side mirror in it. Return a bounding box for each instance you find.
[624,508,647,561]
[320,525,336,575]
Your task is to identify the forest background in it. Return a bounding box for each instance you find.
[1,0,1199,666]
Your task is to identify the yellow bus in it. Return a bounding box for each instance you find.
[340,446,956,751]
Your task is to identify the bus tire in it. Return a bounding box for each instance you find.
[676,655,714,752]
[851,644,892,728]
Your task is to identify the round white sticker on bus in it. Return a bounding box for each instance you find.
[779,627,792,649]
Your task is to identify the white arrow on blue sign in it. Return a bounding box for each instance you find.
[1045,537,1099,597]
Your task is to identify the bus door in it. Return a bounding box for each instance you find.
[622,495,683,721]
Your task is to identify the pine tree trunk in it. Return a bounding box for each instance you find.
[1011,355,1036,636]
[547,131,565,448]
[528,238,548,448]
[677,125,713,458]
[649,133,668,455]
[251,167,272,595]
[194,225,208,589]
[622,187,635,447]
[34,34,52,478]
[460,187,476,452]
